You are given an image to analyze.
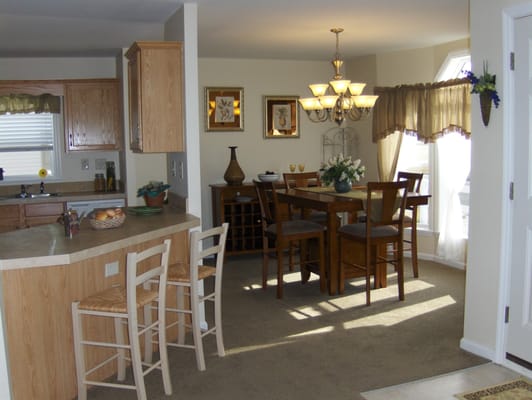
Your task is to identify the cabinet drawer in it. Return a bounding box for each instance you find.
[25,202,65,217]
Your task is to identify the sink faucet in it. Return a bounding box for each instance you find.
[19,185,27,198]
[40,181,45,194]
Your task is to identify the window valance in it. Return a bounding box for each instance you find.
[0,93,61,115]
[372,78,471,143]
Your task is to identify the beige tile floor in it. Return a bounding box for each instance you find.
[361,363,522,400]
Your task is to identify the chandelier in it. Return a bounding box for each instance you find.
[298,28,378,126]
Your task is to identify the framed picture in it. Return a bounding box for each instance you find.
[263,95,300,138]
[205,87,244,131]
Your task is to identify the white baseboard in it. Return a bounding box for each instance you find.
[460,337,495,360]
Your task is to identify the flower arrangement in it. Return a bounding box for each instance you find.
[321,154,365,185]
[137,181,170,198]
[464,61,500,108]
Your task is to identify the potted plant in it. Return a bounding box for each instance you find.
[321,154,365,193]
[137,181,170,207]
[465,61,500,126]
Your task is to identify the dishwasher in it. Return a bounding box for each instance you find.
[66,199,126,216]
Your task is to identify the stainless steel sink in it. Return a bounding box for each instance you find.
[29,193,60,198]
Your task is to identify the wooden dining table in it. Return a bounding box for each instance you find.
[276,186,431,295]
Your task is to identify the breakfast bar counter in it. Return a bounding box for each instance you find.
[0,206,200,400]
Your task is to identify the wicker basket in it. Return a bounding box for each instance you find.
[89,213,126,230]
[144,192,165,207]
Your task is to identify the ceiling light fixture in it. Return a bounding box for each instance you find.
[299,28,378,126]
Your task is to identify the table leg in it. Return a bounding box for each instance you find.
[327,212,339,295]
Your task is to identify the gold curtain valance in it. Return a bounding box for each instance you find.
[0,93,61,115]
[372,78,471,143]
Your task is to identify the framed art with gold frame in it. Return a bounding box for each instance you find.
[205,87,244,131]
[263,95,299,139]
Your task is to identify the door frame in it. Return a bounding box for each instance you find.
[499,3,532,376]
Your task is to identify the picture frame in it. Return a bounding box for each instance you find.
[205,87,244,131]
[263,95,300,139]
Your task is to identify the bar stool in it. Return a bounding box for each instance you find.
[71,239,172,400]
[165,223,229,371]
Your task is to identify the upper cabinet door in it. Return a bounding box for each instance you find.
[125,41,184,153]
[64,79,123,152]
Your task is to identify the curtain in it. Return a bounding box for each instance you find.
[377,130,403,181]
[0,94,61,115]
[436,132,471,263]
[372,78,471,143]
[373,79,472,265]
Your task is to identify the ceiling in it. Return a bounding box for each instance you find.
[0,0,470,60]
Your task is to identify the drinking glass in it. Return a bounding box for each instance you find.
[298,164,305,172]
[289,164,296,172]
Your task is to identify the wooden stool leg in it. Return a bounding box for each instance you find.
[114,317,126,381]
[128,314,147,400]
[143,303,152,363]
[158,302,172,395]
[190,283,206,371]
[71,302,87,400]
[214,277,225,357]
[177,286,186,345]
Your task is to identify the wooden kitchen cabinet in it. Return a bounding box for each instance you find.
[0,205,24,232]
[64,79,123,151]
[24,202,65,227]
[125,41,184,153]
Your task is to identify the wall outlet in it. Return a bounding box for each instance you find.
[105,261,119,277]
[81,159,89,170]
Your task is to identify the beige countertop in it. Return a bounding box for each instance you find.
[0,206,200,270]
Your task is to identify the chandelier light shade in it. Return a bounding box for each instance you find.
[299,28,378,126]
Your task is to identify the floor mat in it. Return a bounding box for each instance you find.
[454,378,532,399]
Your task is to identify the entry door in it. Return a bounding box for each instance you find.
[507,15,532,366]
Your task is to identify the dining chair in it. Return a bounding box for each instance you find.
[164,223,229,371]
[71,239,172,400]
[254,179,326,299]
[397,171,424,278]
[338,181,409,305]
[282,171,328,223]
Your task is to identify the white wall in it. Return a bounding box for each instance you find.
[462,0,532,364]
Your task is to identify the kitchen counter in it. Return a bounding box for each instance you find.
[0,206,200,400]
[0,205,197,269]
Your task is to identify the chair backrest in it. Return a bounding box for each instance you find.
[189,223,229,284]
[366,181,409,230]
[283,171,321,189]
[126,239,171,314]
[254,180,278,226]
[397,171,423,193]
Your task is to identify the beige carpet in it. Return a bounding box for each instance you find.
[455,378,532,399]
[87,255,487,400]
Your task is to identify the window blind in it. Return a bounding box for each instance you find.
[0,113,54,151]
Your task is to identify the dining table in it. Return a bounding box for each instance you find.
[276,186,431,295]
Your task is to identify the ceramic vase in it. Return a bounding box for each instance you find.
[334,179,352,193]
[480,91,492,127]
[224,146,245,185]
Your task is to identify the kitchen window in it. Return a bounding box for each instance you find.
[0,111,62,181]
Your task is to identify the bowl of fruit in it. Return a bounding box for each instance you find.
[88,208,126,230]
[257,171,280,182]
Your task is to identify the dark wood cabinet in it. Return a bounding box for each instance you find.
[210,183,263,255]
